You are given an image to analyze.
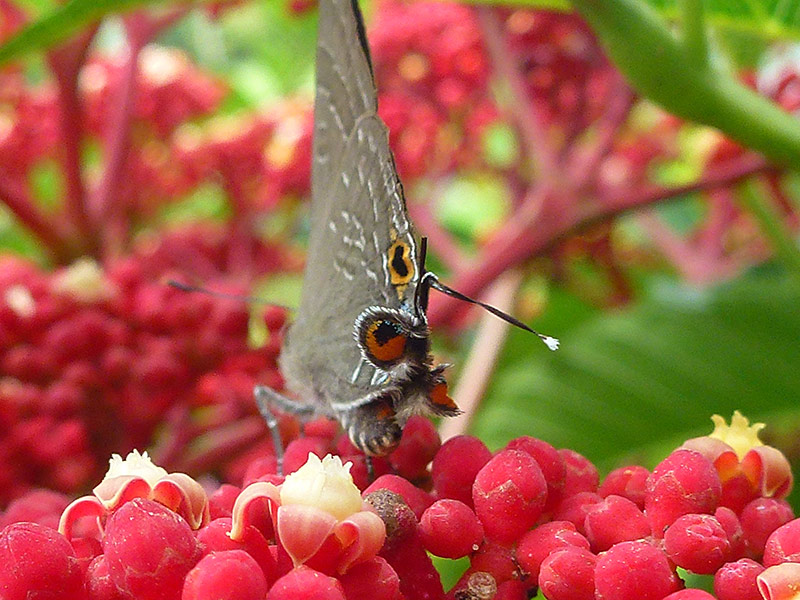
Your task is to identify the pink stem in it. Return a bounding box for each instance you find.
[427,153,774,327]
[476,7,561,182]
[0,176,70,259]
[47,29,97,250]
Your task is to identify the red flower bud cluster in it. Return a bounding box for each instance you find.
[0,412,797,598]
[0,234,294,504]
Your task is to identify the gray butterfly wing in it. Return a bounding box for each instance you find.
[280,0,420,409]
[311,0,376,202]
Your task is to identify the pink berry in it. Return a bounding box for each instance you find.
[763,518,800,567]
[0,522,87,600]
[365,474,435,520]
[560,448,599,496]
[0,488,70,530]
[389,415,441,480]
[495,579,528,600]
[419,499,484,559]
[431,436,492,508]
[594,540,681,600]
[266,565,345,600]
[538,547,596,600]
[664,513,730,574]
[86,555,130,600]
[208,484,241,519]
[741,499,794,558]
[662,591,716,600]
[338,557,401,600]
[196,517,277,585]
[282,437,331,475]
[584,494,651,552]
[472,450,547,543]
[505,436,566,510]
[715,506,747,561]
[599,465,650,509]
[645,449,721,537]
[104,497,202,600]
[469,542,518,585]
[182,550,267,600]
[713,559,765,600]
[516,520,590,581]
[552,491,603,535]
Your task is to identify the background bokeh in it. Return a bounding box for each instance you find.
[0,0,798,516]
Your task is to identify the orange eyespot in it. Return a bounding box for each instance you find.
[430,381,457,410]
[365,320,407,363]
[388,239,414,287]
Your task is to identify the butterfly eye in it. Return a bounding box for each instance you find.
[354,307,428,371]
[362,319,408,366]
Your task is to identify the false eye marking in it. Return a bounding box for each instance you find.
[387,238,414,291]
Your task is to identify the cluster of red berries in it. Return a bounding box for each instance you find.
[0,233,294,504]
[0,412,795,599]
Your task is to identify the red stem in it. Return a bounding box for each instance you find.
[476,7,561,182]
[427,153,774,327]
[0,176,71,260]
[48,30,97,251]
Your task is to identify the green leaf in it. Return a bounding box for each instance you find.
[472,268,800,501]
[0,0,213,65]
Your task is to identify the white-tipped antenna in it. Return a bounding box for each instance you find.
[423,273,559,351]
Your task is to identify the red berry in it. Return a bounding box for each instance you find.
[208,484,241,519]
[662,591,716,600]
[196,517,277,585]
[282,437,331,475]
[594,540,681,600]
[469,541,518,585]
[598,465,650,509]
[560,448,599,496]
[389,416,441,480]
[0,488,70,530]
[338,557,401,600]
[538,547,596,600]
[0,522,87,600]
[645,449,721,537]
[741,498,794,558]
[552,491,603,536]
[431,435,492,508]
[86,555,131,600]
[504,436,566,510]
[419,499,483,559]
[104,497,202,600]
[715,506,747,561]
[494,579,528,600]
[584,494,651,552]
[713,558,765,600]
[182,550,267,600]
[266,565,345,600]
[516,520,590,581]
[365,474,435,520]
[763,518,800,567]
[472,449,547,543]
[664,513,730,574]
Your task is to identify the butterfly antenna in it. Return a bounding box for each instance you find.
[428,276,560,351]
[414,237,431,318]
[167,279,291,310]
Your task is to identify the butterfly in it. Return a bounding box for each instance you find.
[255,0,557,465]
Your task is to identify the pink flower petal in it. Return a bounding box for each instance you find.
[152,473,209,529]
[334,510,386,574]
[757,563,800,600]
[58,496,106,539]
[277,504,338,566]
[230,481,281,542]
[743,446,794,499]
[92,476,153,510]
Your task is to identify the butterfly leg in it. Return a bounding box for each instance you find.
[254,385,315,475]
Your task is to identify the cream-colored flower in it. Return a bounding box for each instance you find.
[280,454,363,521]
[709,410,765,460]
